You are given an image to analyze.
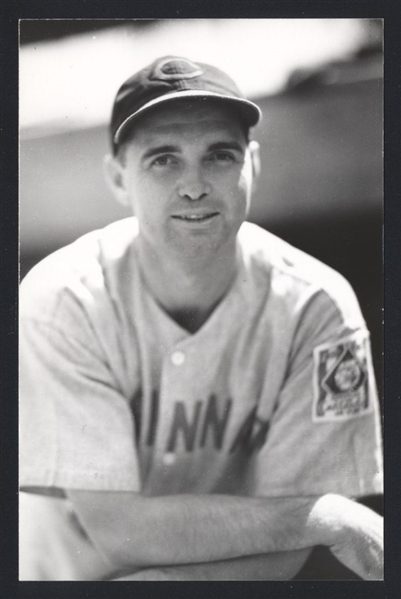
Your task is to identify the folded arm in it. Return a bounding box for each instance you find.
[67,490,383,580]
[111,550,311,581]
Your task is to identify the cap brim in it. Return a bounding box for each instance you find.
[113,90,262,146]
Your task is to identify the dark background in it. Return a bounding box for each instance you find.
[2,2,401,595]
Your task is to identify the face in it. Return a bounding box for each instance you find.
[106,101,257,263]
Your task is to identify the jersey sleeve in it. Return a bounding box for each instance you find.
[253,283,383,499]
[19,313,141,495]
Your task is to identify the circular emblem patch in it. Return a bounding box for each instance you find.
[151,57,203,81]
[333,359,362,392]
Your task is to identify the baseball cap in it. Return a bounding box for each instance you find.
[110,56,262,152]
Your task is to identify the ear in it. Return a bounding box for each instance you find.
[103,154,129,207]
[248,141,260,191]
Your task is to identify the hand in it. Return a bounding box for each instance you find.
[323,495,383,580]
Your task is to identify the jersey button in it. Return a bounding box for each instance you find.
[171,351,185,366]
[163,453,177,466]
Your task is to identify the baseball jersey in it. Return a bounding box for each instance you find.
[19,217,383,580]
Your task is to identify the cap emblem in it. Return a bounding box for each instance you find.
[151,57,203,82]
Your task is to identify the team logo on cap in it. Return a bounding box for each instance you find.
[151,57,203,81]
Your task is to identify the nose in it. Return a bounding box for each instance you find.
[177,166,211,201]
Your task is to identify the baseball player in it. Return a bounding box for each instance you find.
[19,56,383,581]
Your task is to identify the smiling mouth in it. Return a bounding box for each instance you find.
[171,212,219,222]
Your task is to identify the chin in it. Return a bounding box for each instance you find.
[178,231,237,260]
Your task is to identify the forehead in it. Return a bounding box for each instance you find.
[125,100,247,143]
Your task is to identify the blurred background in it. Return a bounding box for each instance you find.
[19,18,383,392]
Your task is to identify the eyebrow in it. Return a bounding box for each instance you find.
[207,142,245,153]
[141,141,245,161]
[141,145,179,160]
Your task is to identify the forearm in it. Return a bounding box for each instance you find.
[138,495,322,562]
[112,549,312,581]
[70,490,340,569]
[70,490,382,579]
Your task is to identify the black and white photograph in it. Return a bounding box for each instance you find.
[18,18,384,582]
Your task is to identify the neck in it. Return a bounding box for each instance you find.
[136,237,240,332]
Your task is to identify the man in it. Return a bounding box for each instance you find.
[19,56,383,581]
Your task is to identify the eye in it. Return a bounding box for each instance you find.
[151,155,178,167]
[208,151,236,164]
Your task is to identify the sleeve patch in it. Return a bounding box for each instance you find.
[312,330,373,423]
